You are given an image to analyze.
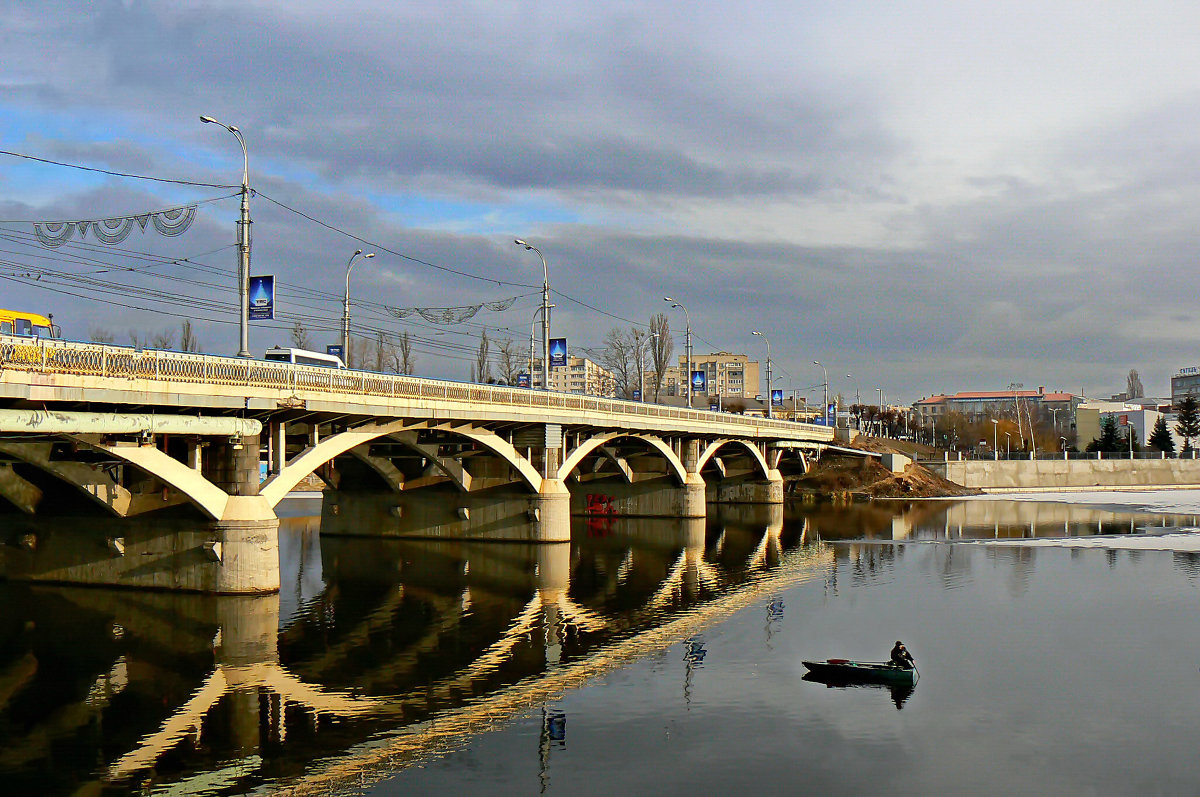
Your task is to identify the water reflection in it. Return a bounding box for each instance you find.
[792,498,1200,542]
[0,501,827,796]
[800,671,916,710]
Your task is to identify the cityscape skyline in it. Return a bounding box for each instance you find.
[3,2,1200,403]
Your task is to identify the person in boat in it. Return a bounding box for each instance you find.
[890,640,915,670]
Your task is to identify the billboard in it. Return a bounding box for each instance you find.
[771,389,783,406]
[517,373,531,389]
[549,338,568,368]
[632,388,641,401]
[248,275,274,320]
[326,344,344,360]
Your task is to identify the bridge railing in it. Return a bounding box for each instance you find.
[0,335,832,438]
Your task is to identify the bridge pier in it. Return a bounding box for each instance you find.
[710,469,784,504]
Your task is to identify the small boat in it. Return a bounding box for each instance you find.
[802,659,917,686]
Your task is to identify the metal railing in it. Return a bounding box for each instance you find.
[917,449,1199,462]
[0,335,832,439]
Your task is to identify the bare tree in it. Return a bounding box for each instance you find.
[349,337,371,369]
[600,327,638,398]
[373,331,395,372]
[88,327,115,344]
[496,337,522,385]
[290,321,311,349]
[149,330,175,350]
[649,313,673,401]
[1127,369,1145,399]
[398,331,416,374]
[180,320,199,352]
[473,329,491,383]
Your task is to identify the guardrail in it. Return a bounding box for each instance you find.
[0,335,832,439]
[916,450,1199,462]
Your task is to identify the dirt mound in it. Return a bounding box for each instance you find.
[787,447,979,500]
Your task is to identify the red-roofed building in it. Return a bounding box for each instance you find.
[912,387,1082,430]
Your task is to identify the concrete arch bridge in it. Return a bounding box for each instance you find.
[0,336,834,592]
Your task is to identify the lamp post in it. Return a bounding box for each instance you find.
[514,240,551,391]
[200,115,251,357]
[991,419,999,460]
[634,330,657,402]
[342,249,375,361]
[664,297,692,408]
[752,331,771,418]
[846,374,860,429]
[814,361,828,426]
[876,387,884,436]
[1060,436,1068,460]
[1005,432,1012,458]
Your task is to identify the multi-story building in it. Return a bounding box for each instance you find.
[913,387,1081,432]
[531,356,616,397]
[1171,366,1200,408]
[656,352,762,402]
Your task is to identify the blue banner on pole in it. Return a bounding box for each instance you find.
[517,373,531,389]
[326,344,344,360]
[550,338,568,368]
[771,389,783,406]
[248,275,274,320]
[632,388,641,401]
[691,370,707,394]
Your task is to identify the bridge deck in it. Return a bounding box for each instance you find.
[0,335,834,443]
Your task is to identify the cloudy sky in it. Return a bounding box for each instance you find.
[3,0,1200,404]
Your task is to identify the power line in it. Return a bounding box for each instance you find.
[0,149,238,189]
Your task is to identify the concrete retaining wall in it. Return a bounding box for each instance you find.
[928,458,1200,491]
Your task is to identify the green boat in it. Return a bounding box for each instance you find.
[802,659,918,686]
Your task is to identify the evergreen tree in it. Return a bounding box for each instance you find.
[1148,415,1176,456]
[1086,416,1122,453]
[1175,395,1200,453]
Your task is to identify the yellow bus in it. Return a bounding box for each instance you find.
[0,309,60,338]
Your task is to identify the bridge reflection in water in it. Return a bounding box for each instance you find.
[0,501,832,796]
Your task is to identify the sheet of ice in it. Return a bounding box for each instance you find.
[966,488,1200,516]
[958,532,1200,551]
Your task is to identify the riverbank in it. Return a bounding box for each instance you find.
[788,440,980,500]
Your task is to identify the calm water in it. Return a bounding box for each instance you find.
[4,497,1200,796]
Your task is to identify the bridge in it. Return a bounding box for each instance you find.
[0,334,834,593]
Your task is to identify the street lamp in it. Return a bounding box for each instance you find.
[200,115,251,358]
[846,374,860,429]
[514,240,551,391]
[342,249,375,361]
[1060,436,1068,459]
[664,297,692,408]
[751,331,771,418]
[1005,432,1012,458]
[876,387,884,436]
[813,361,828,426]
[991,419,999,460]
[634,330,657,402]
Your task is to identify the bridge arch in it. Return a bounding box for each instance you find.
[557,432,688,485]
[697,439,771,480]
[260,421,543,507]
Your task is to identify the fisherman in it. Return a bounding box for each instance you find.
[890,640,915,670]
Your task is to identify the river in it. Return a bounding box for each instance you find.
[4,492,1200,796]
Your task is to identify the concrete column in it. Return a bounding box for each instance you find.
[207,434,261,497]
[530,479,571,542]
[681,438,707,517]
